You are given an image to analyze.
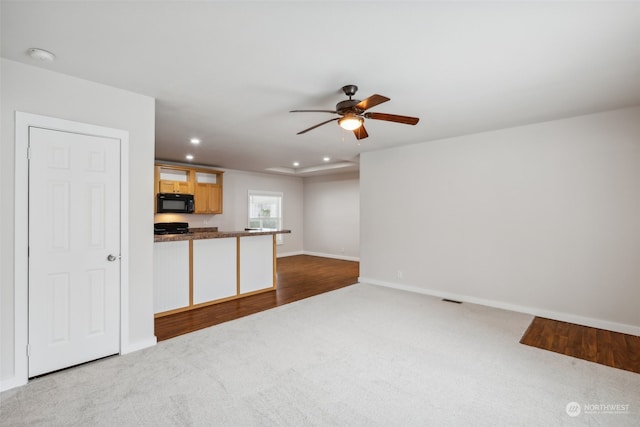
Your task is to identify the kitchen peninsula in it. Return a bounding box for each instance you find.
[153,227,291,317]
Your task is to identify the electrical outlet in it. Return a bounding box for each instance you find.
[397,270,403,278]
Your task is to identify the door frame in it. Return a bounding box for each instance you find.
[14,112,130,387]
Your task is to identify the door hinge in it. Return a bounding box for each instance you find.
[27,147,32,160]
[27,344,31,357]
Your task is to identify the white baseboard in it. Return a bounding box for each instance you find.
[303,251,360,262]
[0,376,28,393]
[1,337,158,393]
[121,336,157,355]
[277,250,359,261]
[359,277,640,336]
[276,250,304,258]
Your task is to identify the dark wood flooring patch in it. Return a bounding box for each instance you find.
[520,317,640,374]
[155,255,359,341]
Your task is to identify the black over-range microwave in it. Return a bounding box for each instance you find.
[157,193,195,213]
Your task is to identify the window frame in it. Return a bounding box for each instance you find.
[247,190,284,245]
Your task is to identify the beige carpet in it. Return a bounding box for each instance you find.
[1,283,639,426]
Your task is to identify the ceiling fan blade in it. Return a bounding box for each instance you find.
[354,94,390,111]
[365,112,419,125]
[290,109,339,114]
[296,117,339,135]
[353,125,369,140]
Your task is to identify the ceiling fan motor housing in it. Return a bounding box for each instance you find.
[336,99,362,114]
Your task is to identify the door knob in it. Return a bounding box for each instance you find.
[107,254,120,262]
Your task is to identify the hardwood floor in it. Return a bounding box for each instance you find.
[155,255,359,341]
[520,317,640,374]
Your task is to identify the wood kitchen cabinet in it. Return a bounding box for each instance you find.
[155,165,194,194]
[194,171,223,214]
[155,163,224,214]
[159,180,191,194]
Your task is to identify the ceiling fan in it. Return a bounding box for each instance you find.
[290,84,419,140]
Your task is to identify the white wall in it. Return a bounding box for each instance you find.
[303,172,360,260]
[1,59,156,388]
[154,167,304,257]
[360,106,640,335]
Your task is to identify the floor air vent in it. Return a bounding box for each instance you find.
[442,299,462,304]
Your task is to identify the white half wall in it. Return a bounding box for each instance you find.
[1,59,156,390]
[360,106,640,335]
[303,172,360,260]
[154,167,304,257]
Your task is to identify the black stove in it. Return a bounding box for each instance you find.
[154,222,190,235]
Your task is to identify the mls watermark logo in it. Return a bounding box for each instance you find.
[566,402,581,417]
[566,401,630,417]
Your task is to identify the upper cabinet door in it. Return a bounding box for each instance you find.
[194,172,223,214]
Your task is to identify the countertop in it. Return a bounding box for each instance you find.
[154,227,291,242]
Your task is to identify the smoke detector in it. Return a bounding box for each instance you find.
[27,48,56,62]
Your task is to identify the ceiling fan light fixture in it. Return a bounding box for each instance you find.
[338,115,363,131]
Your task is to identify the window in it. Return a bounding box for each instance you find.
[248,190,284,244]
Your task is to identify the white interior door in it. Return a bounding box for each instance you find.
[28,127,121,377]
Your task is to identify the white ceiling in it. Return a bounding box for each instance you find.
[2,1,640,176]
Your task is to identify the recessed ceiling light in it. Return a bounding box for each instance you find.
[323,157,331,162]
[27,48,56,62]
[293,162,300,167]
[190,138,201,144]
[185,154,194,161]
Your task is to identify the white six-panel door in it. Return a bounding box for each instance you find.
[28,127,121,377]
